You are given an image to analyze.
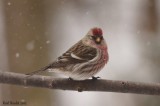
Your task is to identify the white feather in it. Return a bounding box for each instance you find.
[71,53,84,60]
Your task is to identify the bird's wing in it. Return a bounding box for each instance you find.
[26,40,97,76]
[50,40,97,68]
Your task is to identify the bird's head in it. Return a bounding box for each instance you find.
[83,27,106,48]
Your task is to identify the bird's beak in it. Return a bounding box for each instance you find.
[96,37,101,43]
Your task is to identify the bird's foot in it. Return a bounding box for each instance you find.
[68,77,73,81]
[92,76,100,80]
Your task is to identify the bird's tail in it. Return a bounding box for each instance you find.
[25,64,51,78]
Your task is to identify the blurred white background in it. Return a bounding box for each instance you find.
[0,0,160,106]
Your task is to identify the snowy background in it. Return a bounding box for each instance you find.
[0,0,160,106]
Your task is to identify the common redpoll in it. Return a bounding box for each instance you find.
[26,27,109,80]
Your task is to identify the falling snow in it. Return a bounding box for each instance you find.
[7,2,11,6]
[27,23,30,26]
[26,41,35,51]
[40,46,43,49]
[19,12,22,16]
[15,53,20,58]
[46,40,50,44]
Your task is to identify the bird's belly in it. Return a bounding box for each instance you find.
[56,49,108,80]
[63,58,106,80]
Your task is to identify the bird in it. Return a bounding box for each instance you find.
[26,27,109,80]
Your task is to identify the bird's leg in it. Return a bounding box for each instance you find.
[92,76,100,80]
[68,77,73,80]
